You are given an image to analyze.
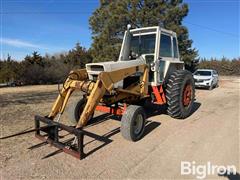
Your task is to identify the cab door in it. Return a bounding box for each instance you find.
[172,37,180,60]
[157,33,174,83]
[159,33,174,60]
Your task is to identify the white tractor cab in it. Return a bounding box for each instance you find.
[118,25,184,85]
[87,25,184,87]
[193,69,219,90]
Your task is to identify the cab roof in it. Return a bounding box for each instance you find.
[129,26,177,36]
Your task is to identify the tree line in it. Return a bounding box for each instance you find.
[197,57,240,76]
[0,43,92,84]
[0,47,239,85]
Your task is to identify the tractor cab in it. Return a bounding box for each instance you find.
[119,26,184,85]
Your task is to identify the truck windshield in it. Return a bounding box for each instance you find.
[194,71,212,76]
[129,34,156,58]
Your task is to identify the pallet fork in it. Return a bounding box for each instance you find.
[35,115,85,159]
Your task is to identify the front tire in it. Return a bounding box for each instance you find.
[121,105,146,141]
[166,70,195,119]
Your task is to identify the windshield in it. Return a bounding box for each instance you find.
[194,71,212,76]
[129,34,156,59]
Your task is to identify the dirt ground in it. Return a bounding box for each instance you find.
[0,77,239,179]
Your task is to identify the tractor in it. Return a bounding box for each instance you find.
[33,25,195,159]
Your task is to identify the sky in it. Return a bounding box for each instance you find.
[0,0,239,61]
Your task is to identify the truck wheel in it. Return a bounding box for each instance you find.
[166,70,195,119]
[209,82,213,90]
[66,98,94,126]
[121,105,146,141]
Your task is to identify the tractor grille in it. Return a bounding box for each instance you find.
[89,65,104,72]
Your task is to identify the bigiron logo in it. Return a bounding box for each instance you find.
[181,161,237,179]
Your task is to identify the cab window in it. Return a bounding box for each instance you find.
[160,34,172,57]
[173,37,178,58]
[130,34,156,55]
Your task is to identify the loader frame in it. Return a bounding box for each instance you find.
[33,64,167,159]
[47,64,151,127]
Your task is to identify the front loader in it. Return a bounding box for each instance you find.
[5,25,195,159]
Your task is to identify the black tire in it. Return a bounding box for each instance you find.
[66,98,94,126]
[166,70,195,119]
[209,82,213,90]
[121,105,146,142]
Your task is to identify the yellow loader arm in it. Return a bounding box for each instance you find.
[48,64,148,128]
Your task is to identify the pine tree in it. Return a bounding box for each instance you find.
[89,0,198,66]
[23,51,44,66]
[66,43,92,68]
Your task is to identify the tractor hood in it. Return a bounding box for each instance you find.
[86,59,146,88]
[86,59,145,74]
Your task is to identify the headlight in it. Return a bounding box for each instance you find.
[150,62,155,71]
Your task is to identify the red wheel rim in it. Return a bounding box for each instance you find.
[183,84,192,107]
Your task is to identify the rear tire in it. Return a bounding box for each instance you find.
[121,105,146,141]
[166,70,195,119]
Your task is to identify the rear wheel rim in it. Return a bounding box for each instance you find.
[133,114,144,135]
[183,84,192,107]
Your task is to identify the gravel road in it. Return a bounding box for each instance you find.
[0,77,239,179]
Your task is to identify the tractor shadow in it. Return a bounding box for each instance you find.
[86,113,121,127]
[218,171,240,180]
[189,102,201,116]
[142,121,161,138]
[144,101,201,118]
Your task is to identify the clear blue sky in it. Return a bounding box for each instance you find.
[0,0,239,60]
